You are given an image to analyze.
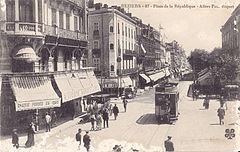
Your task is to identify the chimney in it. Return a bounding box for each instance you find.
[95,3,102,10]
[103,4,108,8]
[126,13,132,17]
[88,0,94,8]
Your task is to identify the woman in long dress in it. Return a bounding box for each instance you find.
[25,122,35,148]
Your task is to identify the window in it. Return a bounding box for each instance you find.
[82,60,86,67]
[59,11,63,29]
[38,0,42,23]
[122,41,124,50]
[74,16,78,31]
[125,26,127,36]
[129,42,130,50]
[131,29,133,39]
[110,26,114,32]
[93,41,99,49]
[111,65,114,71]
[94,23,99,30]
[118,23,120,34]
[122,23,124,36]
[6,1,15,22]
[110,43,114,49]
[19,0,33,22]
[66,14,70,30]
[128,28,130,38]
[79,17,82,32]
[52,8,56,26]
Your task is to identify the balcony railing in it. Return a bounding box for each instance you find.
[124,49,137,56]
[1,21,44,36]
[121,67,138,75]
[44,25,87,41]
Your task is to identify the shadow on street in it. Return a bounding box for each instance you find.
[136,113,159,125]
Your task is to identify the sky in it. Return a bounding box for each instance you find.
[94,0,239,56]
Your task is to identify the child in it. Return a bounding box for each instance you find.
[12,129,19,149]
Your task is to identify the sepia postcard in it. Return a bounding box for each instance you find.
[0,0,240,151]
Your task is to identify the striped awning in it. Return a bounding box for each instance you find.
[10,75,61,111]
[13,45,40,62]
[197,71,213,85]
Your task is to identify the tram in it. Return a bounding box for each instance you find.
[155,82,179,124]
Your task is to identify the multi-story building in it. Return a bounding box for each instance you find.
[220,4,240,84]
[0,0,100,134]
[221,4,240,55]
[88,4,138,95]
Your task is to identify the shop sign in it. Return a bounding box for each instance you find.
[15,99,61,111]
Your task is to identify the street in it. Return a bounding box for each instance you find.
[1,81,239,152]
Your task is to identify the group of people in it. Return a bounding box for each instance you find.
[11,112,56,149]
[89,103,121,131]
[201,95,227,125]
[76,129,91,152]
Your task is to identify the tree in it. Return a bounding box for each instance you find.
[187,49,210,73]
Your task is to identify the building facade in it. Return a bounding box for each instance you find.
[0,0,100,134]
[88,4,138,95]
[220,4,240,84]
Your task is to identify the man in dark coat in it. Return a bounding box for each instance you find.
[102,109,109,128]
[83,131,91,152]
[12,129,19,149]
[217,106,225,125]
[112,104,119,120]
[164,136,174,152]
[75,128,82,150]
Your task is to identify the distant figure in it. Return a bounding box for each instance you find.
[122,98,128,112]
[217,106,225,125]
[220,96,228,110]
[45,112,52,132]
[51,111,57,126]
[75,128,82,150]
[83,131,91,152]
[102,109,109,128]
[96,113,102,130]
[203,96,210,109]
[90,114,96,131]
[164,136,174,152]
[25,122,35,148]
[12,129,19,149]
[112,104,119,120]
[108,103,113,116]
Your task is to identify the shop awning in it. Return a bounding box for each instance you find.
[13,45,40,62]
[98,78,118,88]
[197,71,213,85]
[121,76,133,87]
[149,71,165,82]
[77,70,101,96]
[139,74,151,83]
[10,75,61,111]
[140,44,147,53]
[54,73,82,103]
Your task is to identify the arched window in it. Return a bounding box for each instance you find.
[110,65,114,71]
[110,43,114,49]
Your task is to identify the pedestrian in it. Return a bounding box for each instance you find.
[217,105,225,125]
[192,89,196,101]
[96,113,102,130]
[45,112,51,132]
[51,110,57,126]
[75,128,82,150]
[12,129,19,149]
[108,103,113,116]
[102,109,109,128]
[220,96,228,110]
[203,96,210,109]
[122,98,128,112]
[112,104,119,120]
[83,131,91,152]
[90,113,96,131]
[164,136,174,152]
[25,122,35,148]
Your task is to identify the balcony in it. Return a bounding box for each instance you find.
[44,25,87,41]
[121,67,138,75]
[1,21,44,37]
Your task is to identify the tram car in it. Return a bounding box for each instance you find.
[155,82,179,124]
